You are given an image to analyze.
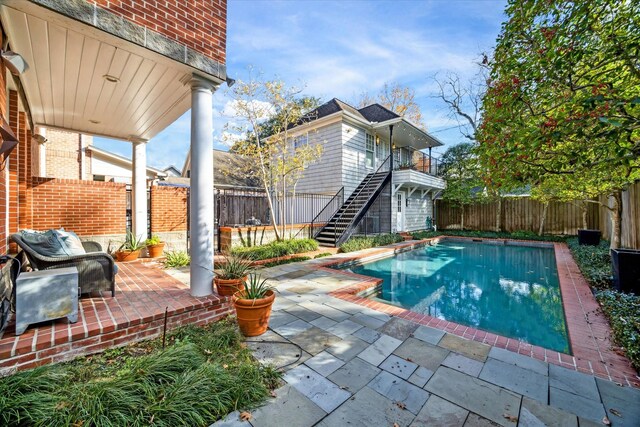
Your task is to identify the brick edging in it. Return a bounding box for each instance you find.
[316,237,639,387]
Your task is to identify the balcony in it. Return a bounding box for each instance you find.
[391,147,446,193]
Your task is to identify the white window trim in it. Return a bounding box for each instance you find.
[293,132,309,149]
[365,132,375,169]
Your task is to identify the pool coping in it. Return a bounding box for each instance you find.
[316,236,639,387]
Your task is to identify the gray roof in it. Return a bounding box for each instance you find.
[300,98,400,125]
[358,104,399,122]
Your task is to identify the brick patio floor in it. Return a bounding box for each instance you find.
[0,261,232,374]
[213,240,639,427]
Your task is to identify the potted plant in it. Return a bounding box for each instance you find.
[145,234,165,258]
[233,273,276,336]
[611,248,640,294]
[577,229,601,246]
[115,231,146,262]
[398,161,415,170]
[214,254,253,296]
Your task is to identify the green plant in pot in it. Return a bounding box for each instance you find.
[214,253,253,296]
[233,274,276,336]
[115,231,146,262]
[145,234,166,258]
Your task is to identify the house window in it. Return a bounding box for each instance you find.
[365,133,375,168]
[393,149,400,166]
[293,133,308,149]
[397,193,402,213]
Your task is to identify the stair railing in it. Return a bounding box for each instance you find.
[332,155,391,245]
[301,187,344,239]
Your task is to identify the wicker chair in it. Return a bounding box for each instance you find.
[11,234,116,297]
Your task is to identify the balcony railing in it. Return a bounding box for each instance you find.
[392,147,440,176]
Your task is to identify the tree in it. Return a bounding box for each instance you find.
[440,143,484,230]
[357,82,425,128]
[431,64,507,232]
[477,0,640,248]
[225,74,323,240]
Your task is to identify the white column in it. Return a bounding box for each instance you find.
[131,137,148,242]
[188,75,217,296]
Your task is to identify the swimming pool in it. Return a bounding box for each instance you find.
[345,240,570,353]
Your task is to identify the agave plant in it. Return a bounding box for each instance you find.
[238,274,275,300]
[118,231,146,252]
[217,253,253,280]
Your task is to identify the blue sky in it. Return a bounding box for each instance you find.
[94,0,506,171]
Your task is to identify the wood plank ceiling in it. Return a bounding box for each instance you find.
[1,5,193,141]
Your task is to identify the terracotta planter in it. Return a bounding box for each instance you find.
[214,276,247,296]
[233,290,275,336]
[147,243,165,258]
[115,250,141,262]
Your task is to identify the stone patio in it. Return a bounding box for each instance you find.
[214,244,639,427]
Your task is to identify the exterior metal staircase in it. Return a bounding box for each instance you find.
[314,156,391,247]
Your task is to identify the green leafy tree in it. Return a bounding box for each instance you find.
[440,143,484,230]
[477,0,640,248]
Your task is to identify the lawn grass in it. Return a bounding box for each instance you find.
[0,318,280,427]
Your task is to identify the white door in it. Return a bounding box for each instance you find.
[396,192,405,231]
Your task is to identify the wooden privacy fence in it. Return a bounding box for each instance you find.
[599,181,640,249]
[435,197,600,235]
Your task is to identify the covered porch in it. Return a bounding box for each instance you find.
[0,261,232,373]
[0,0,226,296]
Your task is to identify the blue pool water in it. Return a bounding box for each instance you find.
[347,240,570,353]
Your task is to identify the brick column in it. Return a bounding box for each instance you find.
[0,31,6,254]
[8,91,19,251]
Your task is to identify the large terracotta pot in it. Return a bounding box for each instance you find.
[147,243,165,258]
[233,290,275,336]
[214,276,247,296]
[115,250,141,262]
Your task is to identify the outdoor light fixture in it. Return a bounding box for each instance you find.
[1,50,28,75]
[32,134,47,144]
[226,76,236,87]
[376,135,380,145]
[102,74,120,83]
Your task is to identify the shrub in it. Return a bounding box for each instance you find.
[314,252,332,259]
[0,319,280,426]
[596,290,640,371]
[262,256,311,267]
[145,235,162,246]
[566,237,612,289]
[339,233,404,253]
[230,239,318,261]
[163,251,190,268]
[410,229,567,242]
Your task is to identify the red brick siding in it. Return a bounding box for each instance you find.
[31,178,127,236]
[150,185,188,232]
[91,0,227,63]
[18,112,31,231]
[0,37,5,254]
[7,91,19,251]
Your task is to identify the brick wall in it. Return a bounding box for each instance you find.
[0,31,5,254]
[91,0,227,63]
[31,178,127,236]
[150,185,188,232]
[7,91,19,251]
[45,129,92,180]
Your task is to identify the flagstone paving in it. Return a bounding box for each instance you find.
[212,251,639,427]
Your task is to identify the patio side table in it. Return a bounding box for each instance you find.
[15,267,79,335]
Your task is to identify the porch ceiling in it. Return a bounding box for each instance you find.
[373,120,442,150]
[1,2,197,141]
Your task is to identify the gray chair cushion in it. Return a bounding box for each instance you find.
[53,230,86,256]
[20,229,86,257]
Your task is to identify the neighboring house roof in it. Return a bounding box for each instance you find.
[181,149,260,189]
[87,146,167,178]
[162,165,182,176]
